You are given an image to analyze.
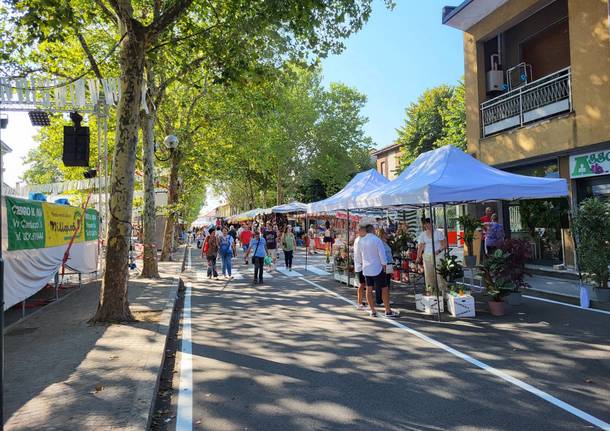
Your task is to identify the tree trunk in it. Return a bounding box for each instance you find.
[160,149,180,261]
[140,111,160,278]
[91,32,145,323]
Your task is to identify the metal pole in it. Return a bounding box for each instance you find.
[0,106,5,426]
[305,213,308,271]
[346,209,350,288]
[442,204,449,257]
[429,203,442,322]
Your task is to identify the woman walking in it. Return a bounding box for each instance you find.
[202,227,219,279]
[281,225,297,270]
[244,230,267,284]
[219,227,234,278]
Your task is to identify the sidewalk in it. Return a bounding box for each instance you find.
[4,257,183,430]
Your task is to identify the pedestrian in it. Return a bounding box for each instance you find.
[353,222,399,318]
[323,220,335,263]
[485,213,505,255]
[281,225,297,270]
[228,224,238,255]
[307,223,317,255]
[219,227,234,278]
[244,230,267,284]
[353,225,367,309]
[264,224,278,268]
[240,224,253,254]
[202,227,219,279]
[416,218,447,293]
[196,230,204,249]
[377,228,395,306]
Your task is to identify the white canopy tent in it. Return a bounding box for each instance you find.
[307,169,390,213]
[354,145,568,209]
[346,145,569,322]
[271,201,308,214]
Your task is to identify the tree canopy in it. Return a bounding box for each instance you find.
[396,80,465,168]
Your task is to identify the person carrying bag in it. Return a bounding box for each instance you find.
[244,230,267,284]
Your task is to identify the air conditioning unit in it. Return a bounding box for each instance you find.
[486,54,504,93]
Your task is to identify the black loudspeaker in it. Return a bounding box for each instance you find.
[63,126,90,167]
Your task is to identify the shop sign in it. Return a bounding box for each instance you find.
[570,150,610,179]
[6,197,99,251]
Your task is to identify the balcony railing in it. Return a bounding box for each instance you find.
[481,67,572,137]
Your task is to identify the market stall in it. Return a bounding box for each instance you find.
[2,196,100,310]
[352,145,568,319]
[306,169,390,277]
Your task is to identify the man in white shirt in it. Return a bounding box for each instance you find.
[353,225,367,310]
[354,223,399,318]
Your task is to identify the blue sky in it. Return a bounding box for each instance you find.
[321,0,464,149]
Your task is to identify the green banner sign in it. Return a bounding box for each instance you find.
[84,208,99,241]
[5,197,99,251]
[6,197,45,250]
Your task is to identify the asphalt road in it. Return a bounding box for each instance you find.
[176,248,609,431]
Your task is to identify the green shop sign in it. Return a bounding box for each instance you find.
[570,150,610,179]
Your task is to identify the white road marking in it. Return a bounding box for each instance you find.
[276,267,303,277]
[176,283,193,431]
[523,295,610,316]
[296,265,330,276]
[300,277,610,431]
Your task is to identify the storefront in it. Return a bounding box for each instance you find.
[570,149,610,202]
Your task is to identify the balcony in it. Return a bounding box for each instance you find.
[481,67,572,137]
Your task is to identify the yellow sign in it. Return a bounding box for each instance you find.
[42,203,84,247]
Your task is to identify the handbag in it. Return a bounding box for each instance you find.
[203,237,210,254]
[251,239,261,265]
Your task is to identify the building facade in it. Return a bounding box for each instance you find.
[371,143,402,179]
[443,0,610,267]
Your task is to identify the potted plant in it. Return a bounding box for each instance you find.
[500,239,532,305]
[388,230,412,256]
[436,254,464,297]
[572,198,610,302]
[478,249,514,316]
[456,214,482,268]
[437,254,464,282]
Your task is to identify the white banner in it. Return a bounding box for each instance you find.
[3,241,98,310]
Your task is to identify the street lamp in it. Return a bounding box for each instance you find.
[154,135,179,162]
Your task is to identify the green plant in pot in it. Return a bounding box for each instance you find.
[478,249,515,316]
[437,254,464,282]
[500,239,532,305]
[572,197,610,302]
[456,214,482,268]
[388,230,412,256]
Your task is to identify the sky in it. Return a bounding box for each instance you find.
[1,0,464,189]
[321,0,464,149]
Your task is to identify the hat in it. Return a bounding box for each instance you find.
[358,217,376,228]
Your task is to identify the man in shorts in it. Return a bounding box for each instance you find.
[353,225,367,309]
[354,223,399,318]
